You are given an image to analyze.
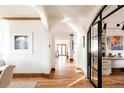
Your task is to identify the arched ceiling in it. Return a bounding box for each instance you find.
[0,5,103,34]
[44,5,103,33]
[53,22,75,40]
[45,5,99,19]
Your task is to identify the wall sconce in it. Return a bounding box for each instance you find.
[103,23,107,29]
[103,23,107,33]
[122,24,124,30]
[116,21,124,30]
[116,24,120,27]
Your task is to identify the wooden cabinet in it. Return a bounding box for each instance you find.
[102,60,111,75]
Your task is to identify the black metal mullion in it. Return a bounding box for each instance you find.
[98,21,102,88]
[91,5,107,26]
[93,5,124,26]
[87,31,90,78]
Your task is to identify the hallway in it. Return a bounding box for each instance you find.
[36,56,93,88]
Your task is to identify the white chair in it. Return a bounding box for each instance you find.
[0,65,14,88]
[0,59,6,67]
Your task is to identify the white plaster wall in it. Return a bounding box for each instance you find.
[3,20,51,74]
[49,34,55,69]
[75,33,87,76]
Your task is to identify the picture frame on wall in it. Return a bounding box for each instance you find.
[83,35,85,48]
[11,32,33,54]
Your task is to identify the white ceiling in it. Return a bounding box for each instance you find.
[53,22,74,34]
[0,5,39,17]
[45,5,99,19]
[0,5,102,37]
[46,5,102,34]
[54,22,74,40]
[0,5,100,18]
[0,5,101,21]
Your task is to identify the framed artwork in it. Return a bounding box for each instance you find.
[83,35,85,48]
[107,36,124,50]
[11,32,32,54]
[14,35,28,50]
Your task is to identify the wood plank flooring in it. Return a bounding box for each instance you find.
[13,56,93,88]
[12,56,124,88]
[103,72,124,88]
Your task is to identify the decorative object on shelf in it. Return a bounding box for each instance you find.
[102,52,105,57]
[118,53,122,57]
[11,32,33,54]
[108,53,112,57]
[114,54,116,57]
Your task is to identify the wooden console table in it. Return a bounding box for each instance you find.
[102,57,124,75]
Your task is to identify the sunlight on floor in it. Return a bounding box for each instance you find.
[67,75,86,87]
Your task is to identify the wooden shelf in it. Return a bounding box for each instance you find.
[102,57,124,60]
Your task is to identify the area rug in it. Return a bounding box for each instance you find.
[8,81,37,88]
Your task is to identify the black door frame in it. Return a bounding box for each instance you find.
[87,5,124,88]
[87,21,102,88]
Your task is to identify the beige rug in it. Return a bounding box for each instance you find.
[8,80,37,88]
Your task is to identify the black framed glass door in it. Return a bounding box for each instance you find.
[87,21,102,88]
[87,5,124,88]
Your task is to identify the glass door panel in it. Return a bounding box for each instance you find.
[58,45,62,56]
[57,44,67,56]
[88,21,102,88]
[61,45,66,55]
[91,24,99,87]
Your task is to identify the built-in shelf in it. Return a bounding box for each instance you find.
[102,30,107,57]
[102,57,124,60]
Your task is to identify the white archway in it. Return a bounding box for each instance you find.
[50,19,87,75]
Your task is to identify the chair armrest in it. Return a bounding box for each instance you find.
[0,66,6,71]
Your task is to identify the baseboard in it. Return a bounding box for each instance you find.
[13,73,50,78]
[112,68,124,74]
[77,68,84,75]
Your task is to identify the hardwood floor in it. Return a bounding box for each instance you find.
[103,72,124,88]
[12,56,124,88]
[13,56,93,88]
